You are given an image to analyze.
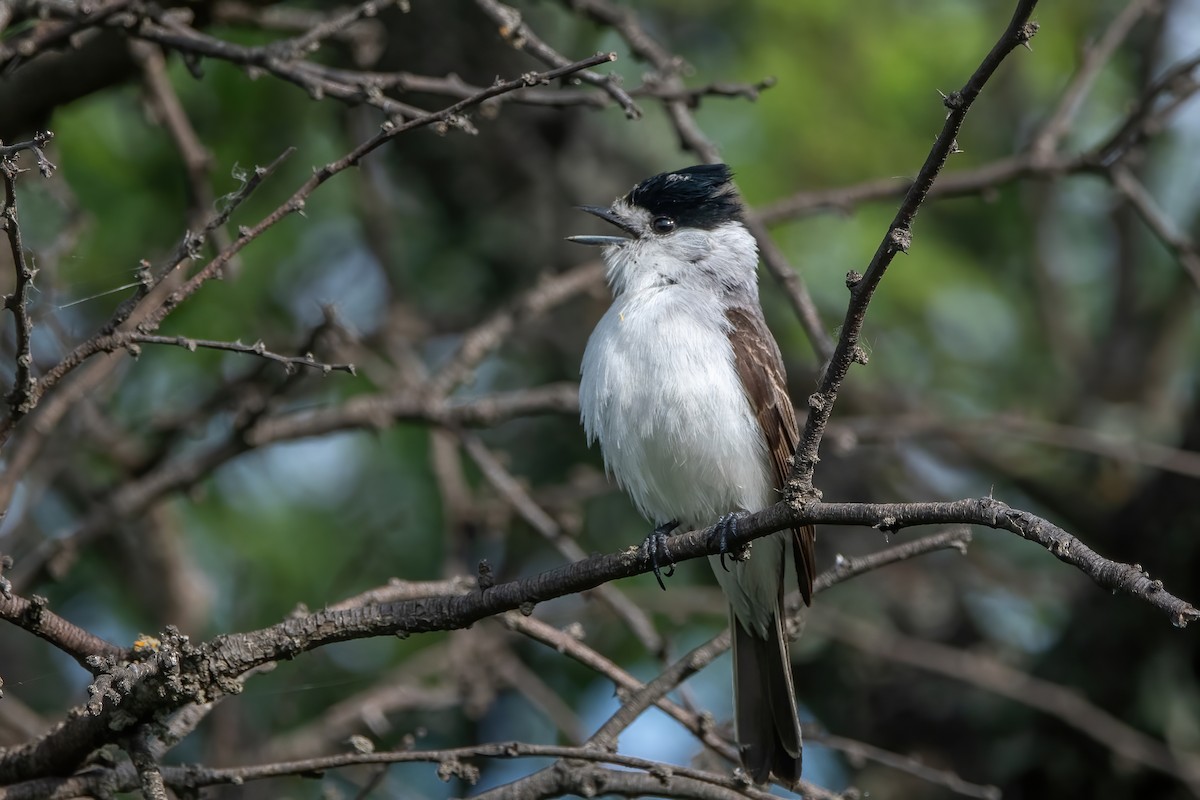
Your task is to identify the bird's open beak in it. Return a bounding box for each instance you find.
[566,205,637,246]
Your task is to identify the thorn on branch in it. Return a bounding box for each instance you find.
[478,559,495,590]
[1019,21,1040,49]
[0,131,57,178]
[888,225,913,253]
[21,594,48,629]
[874,516,899,534]
[941,90,965,110]
[0,553,12,598]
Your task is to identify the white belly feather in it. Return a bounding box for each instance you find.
[580,286,783,635]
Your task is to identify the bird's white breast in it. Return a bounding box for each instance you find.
[580,285,775,526]
[580,286,783,633]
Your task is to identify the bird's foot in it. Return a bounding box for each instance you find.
[643,520,680,591]
[710,511,753,572]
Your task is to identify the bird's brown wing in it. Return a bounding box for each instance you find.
[725,305,816,605]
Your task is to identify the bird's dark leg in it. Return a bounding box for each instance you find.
[710,511,752,572]
[643,520,680,591]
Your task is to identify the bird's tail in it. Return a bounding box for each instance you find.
[732,606,801,786]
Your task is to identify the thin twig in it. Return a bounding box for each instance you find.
[1,130,56,420]
[111,332,357,376]
[1029,0,1158,158]
[0,0,134,70]
[264,0,396,61]
[427,262,603,398]
[129,52,616,337]
[247,382,580,445]
[815,608,1200,791]
[0,148,295,452]
[101,147,295,337]
[809,526,973,598]
[128,37,244,281]
[813,729,1001,800]
[788,2,1041,494]
[1109,162,1200,290]
[474,0,641,119]
[0,581,126,669]
[460,432,667,659]
[841,411,1200,480]
[1091,49,1200,167]
[129,11,426,121]
[127,727,168,800]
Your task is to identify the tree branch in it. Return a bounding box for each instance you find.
[788,1,1041,493]
[4,492,1191,785]
[1,130,56,421]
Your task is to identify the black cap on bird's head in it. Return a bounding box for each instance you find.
[626,164,742,229]
[568,164,743,246]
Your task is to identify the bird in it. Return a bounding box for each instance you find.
[570,163,816,786]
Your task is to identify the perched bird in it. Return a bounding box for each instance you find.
[571,164,816,785]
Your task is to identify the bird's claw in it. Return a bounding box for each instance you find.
[710,511,751,572]
[644,520,679,591]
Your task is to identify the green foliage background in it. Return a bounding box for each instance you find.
[2,1,1197,798]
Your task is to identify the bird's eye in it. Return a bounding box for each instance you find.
[651,216,676,234]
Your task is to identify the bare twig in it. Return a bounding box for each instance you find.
[1029,0,1158,158]
[1092,49,1200,167]
[789,2,1041,494]
[127,727,168,800]
[841,411,1200,480]
[127,11,426,121]
[0,0,134,70]
[1,130,56,420]
[813,729,1001,800]
[128,52,616,337]
[129,41,213,203]
[1109,162,1200,290]
[247,382,580,445]
[816,608,1200,791]
[304,63,773,112]
[808,526,973,598]
[502,611,742,762]
[261,0,396,61]
[213,0,387,61]
[460,432,667,658]
[474,0,641,119]
[0,577,125,669]
[756,154,1042,223]
[744,212,836,362]
[0,131,56,177]
[128,38,244,280]
[427,262,604,398]
[101,147,296,337]
[96,332,357,376]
